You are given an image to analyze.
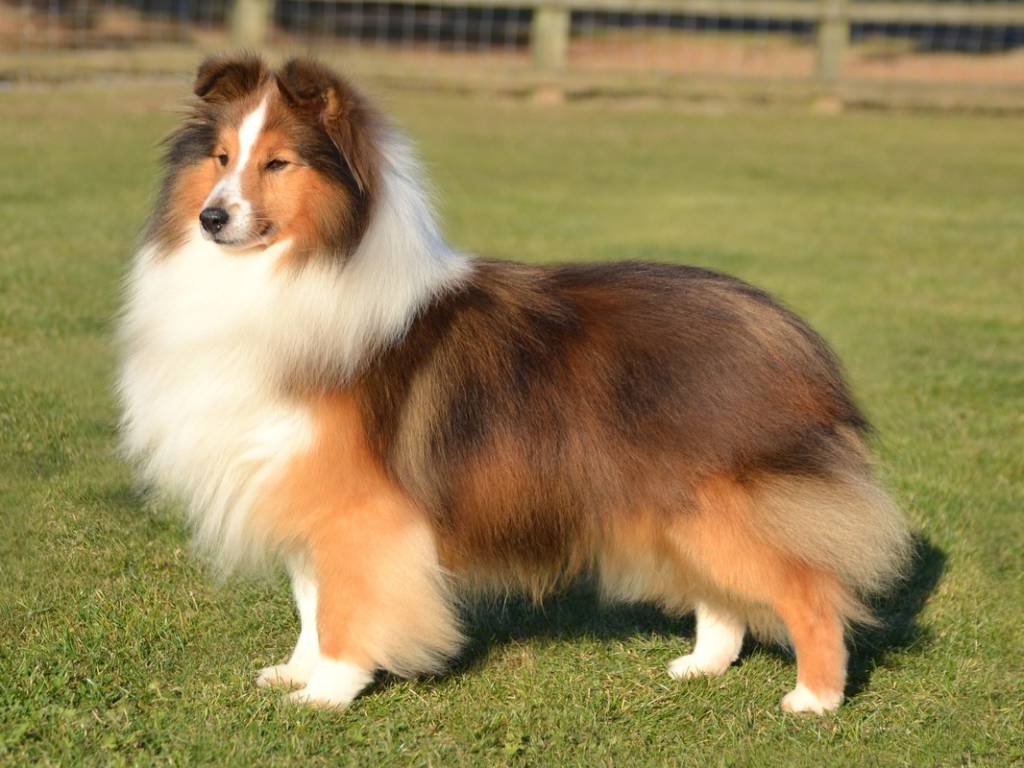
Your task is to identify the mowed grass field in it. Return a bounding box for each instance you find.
[1,80,1022,766]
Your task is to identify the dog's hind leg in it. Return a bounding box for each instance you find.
[772,574,848,714]
[668,601,745,680]
[666,474,862,713]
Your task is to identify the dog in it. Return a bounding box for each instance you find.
[118,55,911,714]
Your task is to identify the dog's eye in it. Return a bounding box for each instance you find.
[265,159,289,172]
[216,153,229,167]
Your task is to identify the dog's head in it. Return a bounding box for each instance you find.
[150,55,381,257]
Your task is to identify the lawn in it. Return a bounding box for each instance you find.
[1,80,1022,766]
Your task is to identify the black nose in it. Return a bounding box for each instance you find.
[199,207,229,235]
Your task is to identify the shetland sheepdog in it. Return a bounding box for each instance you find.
[118,55,911,714]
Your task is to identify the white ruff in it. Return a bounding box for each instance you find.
[118,132,471,571]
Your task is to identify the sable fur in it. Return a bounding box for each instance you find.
[120,54,912,713]
[355,260,906,612]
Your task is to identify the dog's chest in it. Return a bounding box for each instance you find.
[119,240,313,551]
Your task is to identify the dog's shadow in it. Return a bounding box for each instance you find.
[845,533,945,697]
[410,533,944,701]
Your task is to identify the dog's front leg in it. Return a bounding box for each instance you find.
[257,556,322,690]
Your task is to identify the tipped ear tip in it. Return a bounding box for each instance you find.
[279,56,336,84]
[278,57,307,80]
[193,55,221,95]
[192,53,267,101]
[277,58,339,106]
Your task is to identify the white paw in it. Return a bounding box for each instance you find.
[256,663,312,689]
[285,659,373,709]
[780,683,844,714]
[668,653,732,680]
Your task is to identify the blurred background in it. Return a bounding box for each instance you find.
[2,0,1023,109]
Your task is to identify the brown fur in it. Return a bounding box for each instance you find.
[355,261,883,584]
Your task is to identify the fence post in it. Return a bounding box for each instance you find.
[230,0,273,48]
[816,0,848,85]
[531,4,570,71]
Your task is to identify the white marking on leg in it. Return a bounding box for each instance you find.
[781,682,844,714]
[287,659,374,709]
[668,602,745,680]
[257,558,320,689]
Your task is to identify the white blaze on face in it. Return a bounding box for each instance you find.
[202,98,268,244]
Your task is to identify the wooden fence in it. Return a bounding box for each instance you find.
[229,0,1024,85]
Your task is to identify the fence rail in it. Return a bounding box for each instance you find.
[229,0,1024,84]
[5,0,1023,106]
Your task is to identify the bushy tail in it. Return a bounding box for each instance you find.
[748,458,913,625]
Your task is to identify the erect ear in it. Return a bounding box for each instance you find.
[193,54,267,104]
[276,58,379,196]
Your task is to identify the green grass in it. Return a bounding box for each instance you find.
[1,81,1022,766]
